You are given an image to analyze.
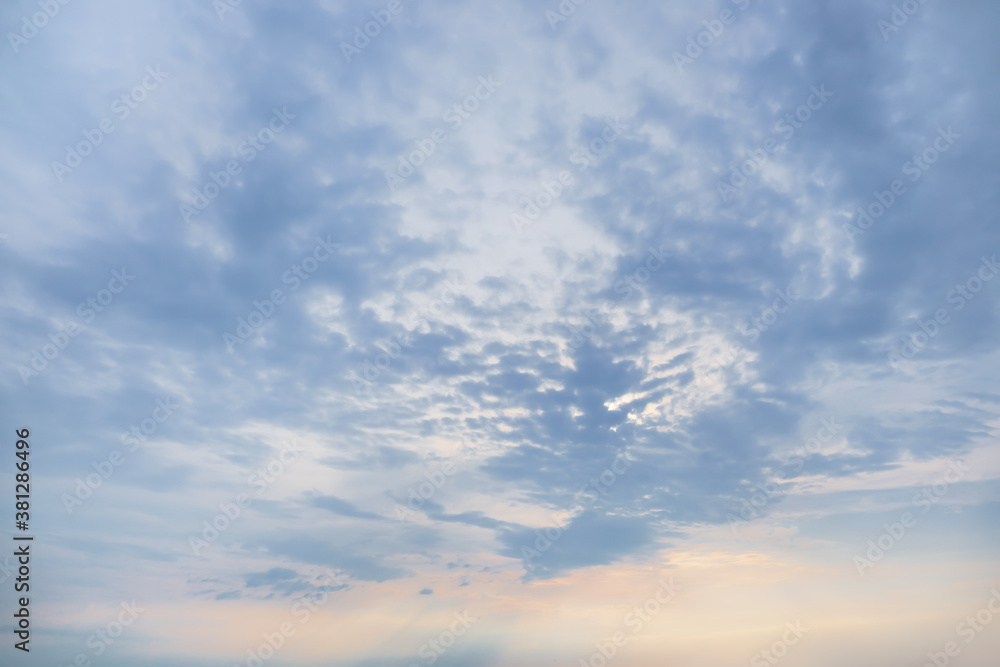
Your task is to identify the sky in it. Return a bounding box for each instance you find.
[1,0,999,665]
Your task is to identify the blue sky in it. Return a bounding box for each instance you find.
[1,0,999,665]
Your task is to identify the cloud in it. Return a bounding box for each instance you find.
[309,495,385,520]
[1,0,998,663]
[499,511,656,581]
